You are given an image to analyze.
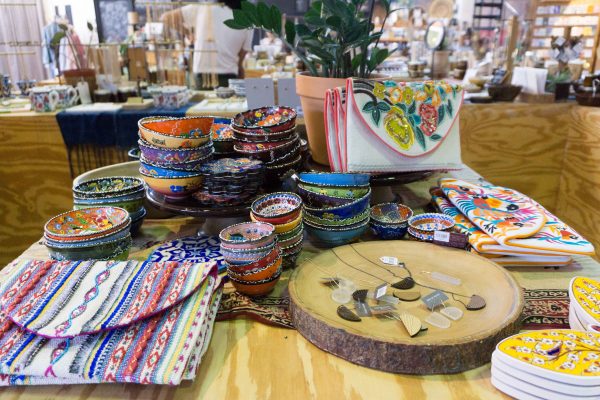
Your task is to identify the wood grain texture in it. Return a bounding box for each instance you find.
[460,103,572,212]
[0,112,72,267]
[556,106,600,259]
[289,241,523,374]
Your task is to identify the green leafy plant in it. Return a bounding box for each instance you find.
[224,0,397,78]
[545,69,571,93]
[51,24,83,71]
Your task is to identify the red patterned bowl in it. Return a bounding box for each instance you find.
[229,268,282,297]
[226,245,280,274]
[250,192,303,225]
[138,116,212,149]
[227,253,282,282]
[232,126,297,143]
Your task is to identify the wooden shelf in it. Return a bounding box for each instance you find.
[533,24,598,28]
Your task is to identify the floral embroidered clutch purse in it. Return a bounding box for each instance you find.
[325,79,464,172]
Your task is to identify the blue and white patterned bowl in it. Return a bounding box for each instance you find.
[303,188,371,220]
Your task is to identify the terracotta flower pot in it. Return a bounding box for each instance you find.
[296,72,388,167]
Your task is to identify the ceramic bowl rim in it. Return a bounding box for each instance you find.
[220,240,277,255]
[231,106,297,129]
[72,176,145,198]
[44,218,131,245]
[278,222,304,240]
[45,231,132,250]
[73,195,144,205]
[227,251,282,277]
[228,267,282,285]
[139,170,204,179]
[219,221,276,245]
[253,211,302,233]
[225,245,280,271]
[264,154,302,170]
[303,188,371,213]
[304,208,370,227]
[44,207,130,238]
[138,137,214,153]
[408,213,455,231]
[297,184,356,203]
[73,187,145,202]
[251,192,303,219]
[233,137,298,155]
[139,150,213,170]
[304,215,370,232]
[370,203,414,225]
[297,172,371,188]
[278,228,304,247]
[138,116,213,139]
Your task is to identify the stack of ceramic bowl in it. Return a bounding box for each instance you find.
[210,117,235,156]
[250,192,303,268]
[370,203,414,240]
[298,173,371,247]
[44,207,132,261]
[231,106,302,184]
[138,116,214,201]
[568,276,600,331]
[72,176,146,235]
[220,222,281,297]
[407,213,455,241]
[193,158,264,206]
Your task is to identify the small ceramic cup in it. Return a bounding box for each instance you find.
[51,85,79,108]
[29,87,59,112]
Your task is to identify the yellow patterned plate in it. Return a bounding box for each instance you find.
[495,329,600,386]
[570,277,600,325]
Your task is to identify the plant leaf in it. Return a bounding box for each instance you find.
[372,109,381,125]
[284,20,296,45]
[377,102,391,112]
[241,1,259,25]
[326,15,342,31]
[50,31,66,47]
[224,19,247,30]
[232,9,253,28]
[87,21,94,32]
[430,134,442,141]
[415,127,426,150]
[257,2,271,29]
[408,101,416,115]
[362,101,376,112]
[438,104,445,124]
[270,5,282,35]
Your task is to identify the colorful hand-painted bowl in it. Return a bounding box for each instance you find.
[278,221,304,242]
[304,217,369,247]
[297,182,370,200]
[407,213,455,241]
[251,211,303,234]
[201,157,263,177]
[130,207,147,235]
[234,137,299,162]
[138,138,214,164]
[140,155,212,174]
[44,221,131,248]
[226,245,281,274]
[138,116,212,149]
[232,106,296,133]
[44,207,131,242]
[263,141,302,166]
[297,172,370,188]
[304,208,370,228]
[264,154,303,182]
[46,234,132,261]
[251,192,303,225]
[234,134,298,152]
[227,253,282,282]
[72,176,145,199]
[282,246,302,269]
[296,185,355,208]
[303,189,371,220]
[229,268,282,297]
[219,222,276,248]
[370,221,409,240]
[370,203,414,225]
[74,195,144,213]
[278,226,304,248]
[221,241,277,265]
[232,126,297,143]
[140,171,204,200]
[211,117,235,153]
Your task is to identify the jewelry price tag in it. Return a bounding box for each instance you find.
[432,231,468,249]
[421,290,449,310]
[374,283,387,299]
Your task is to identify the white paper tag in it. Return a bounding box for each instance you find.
[433,231,450,242]
[380,256,398,265]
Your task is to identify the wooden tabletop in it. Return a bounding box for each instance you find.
[1,166,599,399]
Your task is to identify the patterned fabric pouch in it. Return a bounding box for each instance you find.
[325,78,464,172]
[0,259,221,386]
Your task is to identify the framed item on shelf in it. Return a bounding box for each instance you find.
[94,0,134,43]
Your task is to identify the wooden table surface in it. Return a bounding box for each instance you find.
[1,166,599,399]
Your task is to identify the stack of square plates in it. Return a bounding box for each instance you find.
[491,329,600,399]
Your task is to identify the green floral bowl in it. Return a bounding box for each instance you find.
[297,182,369,199]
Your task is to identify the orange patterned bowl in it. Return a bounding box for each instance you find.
[227,253,282,282]
[138,116,212,149]
[229,268,281,297]
[44,207,130,242]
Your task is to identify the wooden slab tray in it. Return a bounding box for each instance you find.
[289,241,524,374]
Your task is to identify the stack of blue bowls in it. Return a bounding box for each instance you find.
[297,172,371,247]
